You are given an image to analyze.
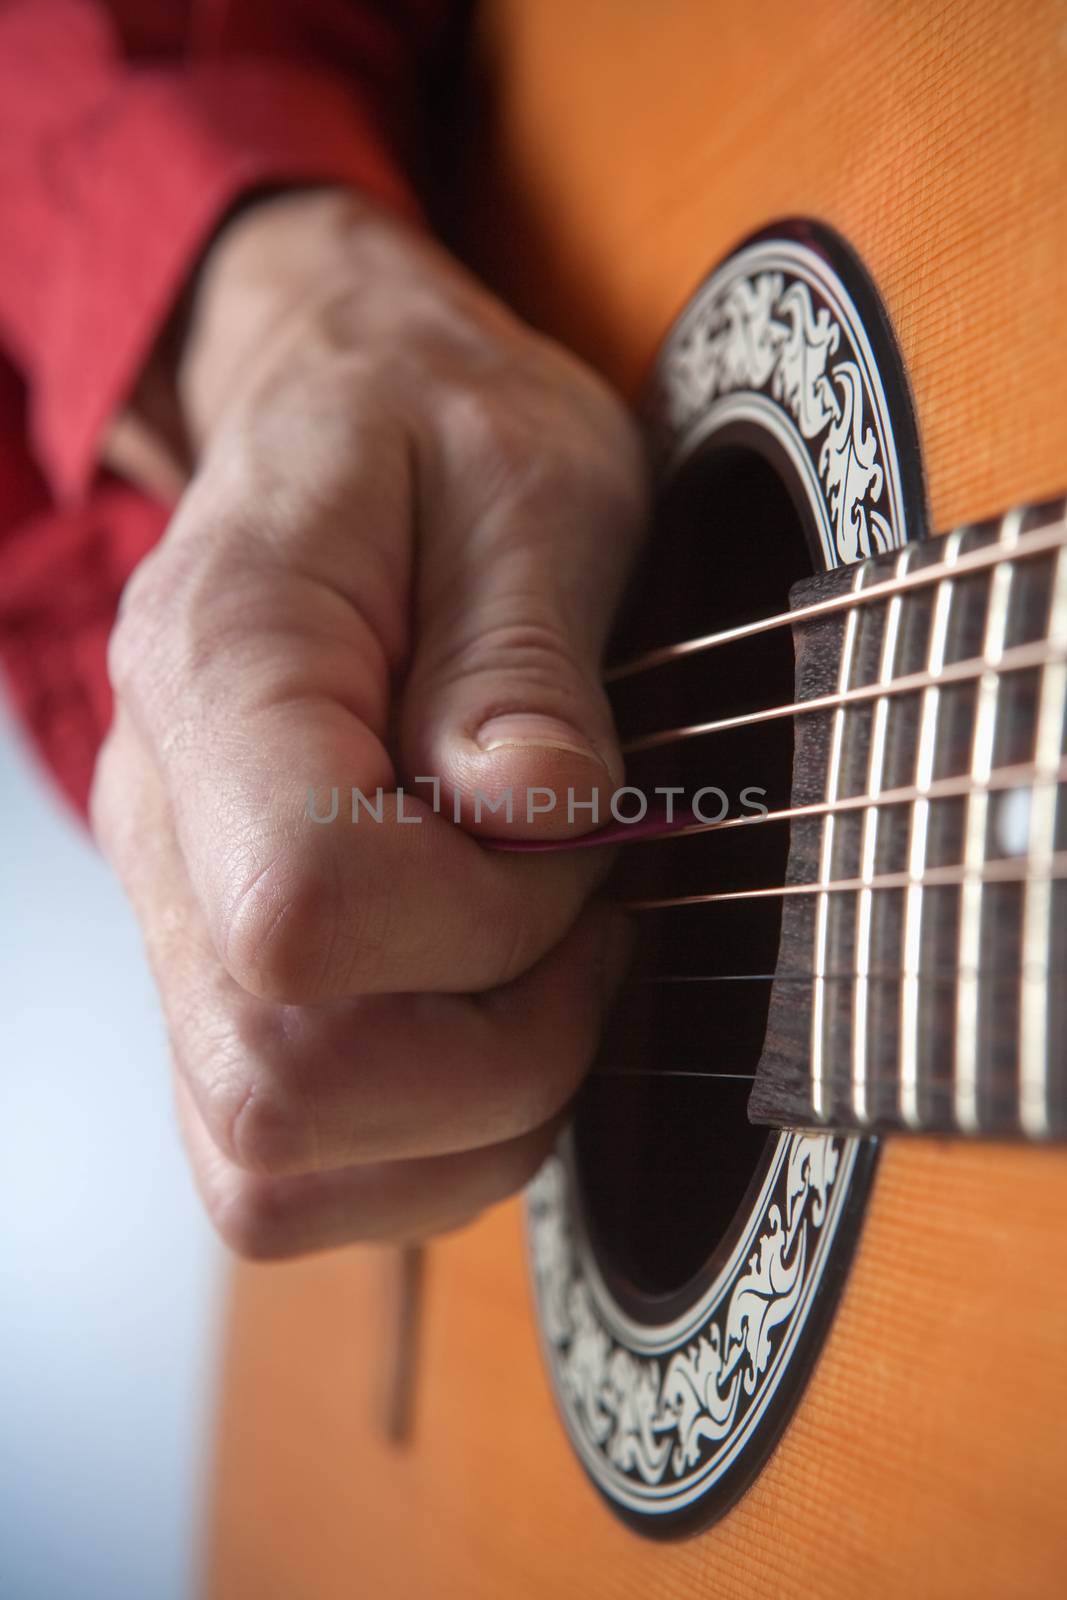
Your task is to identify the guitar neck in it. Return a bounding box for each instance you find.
[750,498,1067,1139]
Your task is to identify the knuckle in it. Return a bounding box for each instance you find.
[227,1086,297,1179]
[176,981,327,1179]
[218,840,350,1005]
[470,1126,556,1212]
[441,354,644,515]
[222,844,335,1004]
[206,1170,293,1261]
[106,607,142,706]
[87,723,161,880]
[107,555,167,700]
[475,1005,589,1139]
[445,381,533,467]
[217,1005,314,1178]
[107,543,250,728]
[507,1063,575,1138]
[436,614,580,691]
[446,384,585,507]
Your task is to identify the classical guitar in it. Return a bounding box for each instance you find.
[206,3,1067,1595]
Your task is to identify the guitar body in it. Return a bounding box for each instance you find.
[206,4,1067,1594]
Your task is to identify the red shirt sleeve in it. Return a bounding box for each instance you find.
[0,0,449,501]
[0,0,456,816]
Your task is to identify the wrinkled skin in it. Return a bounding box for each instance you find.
[91,190,647,1257]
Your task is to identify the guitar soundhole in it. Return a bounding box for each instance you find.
[571,442,817,1313]
[531,221,914,1534]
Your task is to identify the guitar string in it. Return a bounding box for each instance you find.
[590,1052,1048,1087]
[601,965,1059,1084]
[621,849,1067,910]
[588,1067,1030,1085]
[588,1069,998,1083]
[591,1069,759,1081]
[619,635,1067,755]
[592,519,1066,1092]
[639,964,1055,983]
[604,514,1066,684]
[608,754,1067,846]
[597,522,1066,1069]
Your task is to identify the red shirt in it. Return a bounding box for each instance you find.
[0,0,446,816]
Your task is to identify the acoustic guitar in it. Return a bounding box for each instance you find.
[205,3,1067,1594]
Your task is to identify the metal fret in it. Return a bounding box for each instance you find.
[852,549,911,1123]
[900,532,964,1126]
[955,510,1023,1131]
[810,576,864,1120]
[1018,543,1067,1136]
[753,498,1067,1138]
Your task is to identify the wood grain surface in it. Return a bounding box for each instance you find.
[207,1144,1067,1599]
[206,3,1067,1593]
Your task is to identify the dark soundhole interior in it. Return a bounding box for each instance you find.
[571,442,816,1313]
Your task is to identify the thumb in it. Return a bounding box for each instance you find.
[401,452,645,840]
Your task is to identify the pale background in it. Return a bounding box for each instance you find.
[0,697,222,1600]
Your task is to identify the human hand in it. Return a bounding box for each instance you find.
[91,190,647,1256]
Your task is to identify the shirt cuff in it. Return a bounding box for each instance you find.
[32,59,422,504]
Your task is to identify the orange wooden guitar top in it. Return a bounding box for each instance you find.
[206,4,1067,1594]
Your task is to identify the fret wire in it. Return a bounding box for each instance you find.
[1019,543,1067,1137]
[955,511,1021,1132]
[621,633,1067,755]
[811,568,863,1121]
[853,553,909,1124]
[900,532,963,1128]
[602,505,1067,1131]
[605,511,1066,685]
[623,850,1067,910]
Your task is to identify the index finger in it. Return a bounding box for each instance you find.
[108,469,607,1003]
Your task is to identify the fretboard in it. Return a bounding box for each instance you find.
[749,498,1067,1139]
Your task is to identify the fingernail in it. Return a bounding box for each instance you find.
[600,913,636,1005]
[474,712,604,765]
